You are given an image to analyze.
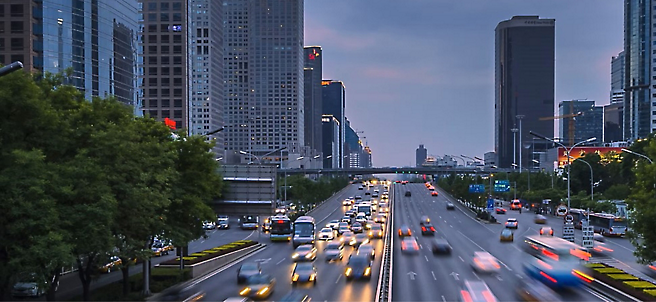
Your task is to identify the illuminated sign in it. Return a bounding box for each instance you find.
[308,49,320,60]
[171,25,182,32]
[321,80,331,86]
[556,147,624,168]
[164,117,176,130]
[277,220,284,223]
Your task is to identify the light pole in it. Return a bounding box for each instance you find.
[570,156,594,202]
[511,128,518,169]
[0,61,23,77]
[516,115,525,171]
[530,131,596,211]
[240,147,286,165]
[621,148,654,164]
[449,154,466,167]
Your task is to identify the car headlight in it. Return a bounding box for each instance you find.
[364,267,371,276]
[309,273,316,281]
[345,268,352,276]
[240,287,251,295]
[257,287,269,296]
[305,253,313,258]
[292,274,299,281]
[292,253,299,258]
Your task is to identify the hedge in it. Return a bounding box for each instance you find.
[594,268,624,274]
[623,281,656,290]
[160,240,257,266]
[645,289,656,298]
[606,274,640,281]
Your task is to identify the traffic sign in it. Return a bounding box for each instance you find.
[493,180,510,192]
[562,221,575,242]
[468,184,486,193]
[486,198,494,212]
[582,225,594,249]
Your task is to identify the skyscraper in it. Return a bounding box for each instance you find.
[223,0,305,164]
[558,100,603,145]
[304,46,323,156]
[611,51,625,104]
[495,16,555,168]
[604,101,624,143]
[624,1,656,140]
[322,114,339,168]
[322,80,345,168]
[140,0,190,130]
[416,144,427,167]
[0,0,140,110]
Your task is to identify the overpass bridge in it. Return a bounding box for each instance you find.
[277,166,515,176]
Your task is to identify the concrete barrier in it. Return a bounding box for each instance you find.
[156,243,266,278]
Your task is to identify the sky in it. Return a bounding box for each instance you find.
[304,1,624,168]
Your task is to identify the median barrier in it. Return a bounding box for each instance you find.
[586,263,656,301]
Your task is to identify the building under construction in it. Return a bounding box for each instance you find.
[557,100,603,147]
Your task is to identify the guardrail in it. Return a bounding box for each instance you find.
[375,184,394,302]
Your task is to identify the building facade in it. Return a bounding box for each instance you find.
[495,16,555,168]
[416,144,427,167]
[0,0,140,111]
[303,46,322,156]
[604,101,624,143]
[322,80,345,168]
[321,114,339,168]
[611,51,625,104]
[558,100,603,145]
[222,0,305,164]
[344,117,363,168]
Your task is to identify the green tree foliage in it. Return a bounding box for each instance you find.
[626,138,656,265]
[283,175,349,207]
[603,184,631,200]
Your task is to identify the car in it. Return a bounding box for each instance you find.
[344,254,373,281]
[364,220,376,230]
[237,262,262,284]
[471,252,501,273]
[431,238,452,255]
[341,231,355,245]
[368,224,384,239]
[342,199,352,206]
[505,218,519,229]
[446,202,455,210]
[401,237,420,254]
[460,280,499,302]
[405,191,412,197]
[428,186,435,191]
[337,225,350,236]
[11,273,53,298]
[318,227,335,240]
[326,219,340,230]
[495,208,507,214]
[324,241,344,261]
[99,255,122,273]
[515,277,562,302]
[160,284,206,301]
[372,193,379,198]
[218,220,230,229]
[539,226,554,236]
[351,222,364,233]
[365,191,371,196]
[217,215,230,223]
[340,217,351,225]
[500,229,514,242]
[534,214,547,224]
[398,225,412,237]
[292,245,317,262]
[421,223,436,235]
[374,214,386,224]
[152,241,173,256]
[355,195,363,200]
[355,216,367,225]
[345,210,356,218]
[353,233,370,247]
[203,221,216,230]
[357,243,375,260]
[419,216,431,225]
[291,262,317,286]
[431,191,439,196]
[239,274,276,299]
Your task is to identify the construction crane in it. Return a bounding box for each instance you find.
[539,110,583,146]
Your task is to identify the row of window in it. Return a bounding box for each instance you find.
[0,4,24,18]
[146,2,183,12]
[0,54,24,66]
[147,56,183,65]
[146,12,183,22]
[0,21,25,34]
[144,35,184,44]
[143,99,184,108]
[146,88,184,96]
[145,110,183,120]
[145,45,183,54]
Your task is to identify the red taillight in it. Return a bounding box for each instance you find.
[649,265,656,271]
[413,243,419,249]
[408,230,412,235]
[421,226,426,231]
[542,249,559,261]
[430,227,435,231]
[482,290,496,302]
[540,271,558,283]
[609,227,613,233]
[461,290,473,302]
[402,242,407,249]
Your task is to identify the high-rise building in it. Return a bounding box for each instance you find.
[222,0,305,164]
[495,16,555,168]
[558,100,603,145]
[362,146,372,168]
[304,46,323,155]
[140,0,190,130]
[0,0,140,111]
[322,80,345,168]
[416,144,427,167]
[344,117,362,168]
[611,51,625,104]
[188,0,224,151]
[604,101,624,143]
[321,114,339,168]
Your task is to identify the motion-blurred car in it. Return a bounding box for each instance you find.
[459,280,498,302]
[324,241,344,261]
[218,220,230,229]
[405,191,412,197]
[374,214,386,224]
[500,229,514,242]
[292,245,317,262]
[11,273,52,298]
[353,233,370,247]
[431,238,452,255]
[421,224,436,236]
[431,191,439,196]
[318,227,335,240]
[365,220,376,230]
[398,225,412,237]
[495,208,507,214]
[237,262,262,284]
[401,237,420,254]
[99,256,122,273]
[326,219,340,230]
[368,224,384,239]
[351,222,364,233]
[446,202,455,210]
[539,226,554,236]
[355,215,367,225]
[357,243,375,260]
[428,186,435,191]
[337,225,350,236]
[344,254,373,281]
[292,262,317,286]
[515,277,562,302]
[505,218,519,229]
[419,216,431,225]
[534,214,547,224]
[239,274,276,299]
[159,283,206,301]
[341,231,355,245]
[471,252,501,273]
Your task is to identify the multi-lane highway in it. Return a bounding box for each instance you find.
[392,183,610,302]
[195,183,389,301]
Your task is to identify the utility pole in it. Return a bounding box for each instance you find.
[516,115,525,171]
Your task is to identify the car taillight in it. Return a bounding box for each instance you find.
[460,290,473,302]
[540,271,558,283]
[421,226,426,231]
[430,227,435,231]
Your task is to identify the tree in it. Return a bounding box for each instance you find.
[627,138,656,265]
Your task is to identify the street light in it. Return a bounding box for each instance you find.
[206,126,225,136]
[569,156,594,202]
[0,61,23,78]
[621,148,654,164]
[530,131,596,210]
[516,115,525,171]
[240,147,286,165]
[511,128,518,169]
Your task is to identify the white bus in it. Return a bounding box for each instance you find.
[292,216,316,248]
[522,236,592,289]
[588,213,627,237]
[269,215,293,242]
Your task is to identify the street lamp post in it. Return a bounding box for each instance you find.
[511,128,518,169]
[530,131,596,211]
[621,148,654,164]
[570,156,594,202]
[517,115,525,171]
[0,61,23,77]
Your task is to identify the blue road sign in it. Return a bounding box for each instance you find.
[487,198,494,211]
[468,184,486,193]
[493,180,510,192]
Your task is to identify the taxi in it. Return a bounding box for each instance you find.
[431,191,439,196]
[539,226,554,236]
[499,229,513,242]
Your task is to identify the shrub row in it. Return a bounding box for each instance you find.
[585,263,656,300]
[160,240,257,266]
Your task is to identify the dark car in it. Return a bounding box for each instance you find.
[351,222,364,233]
[353,233,369,247]
[431,238,452,255]
[237,262,262,284]
[446,202,455,210]
[357,243,375,260]
[398,224,412,237]
[344,254,373,281]
[292,262,317,285]
[324,241,345,261]
[239,274,276,299]
[218,220,230,229]
[158,284,205,301]
[495,208,507,214]
[405,191,412,197]
[421,224,436,236]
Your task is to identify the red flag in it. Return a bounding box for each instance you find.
[164,118,176,130]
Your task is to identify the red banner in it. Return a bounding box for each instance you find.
[164,117,176,130]
[556,147,623,167]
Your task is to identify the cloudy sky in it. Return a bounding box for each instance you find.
[304,1,624,167]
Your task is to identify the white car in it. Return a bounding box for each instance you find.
[318,227,335,240]
[326,219,340,230]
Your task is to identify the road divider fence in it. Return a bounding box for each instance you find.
[375,184,393,302]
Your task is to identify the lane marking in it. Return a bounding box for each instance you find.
[472,272,480,280]
[496,275,503,281]
[519,227,533,237]
[425,255,429,262]
[606,239,636,253]
[584,287,613,302]
[432,271,437,280]
[276,258,285,265]
[516,274,523,279]
[441,295,446,302]
[335,274,342,284]
[459,256,464,262]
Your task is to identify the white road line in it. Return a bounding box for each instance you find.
[425,255,429,262]
[584,287,613,302]
[496,275,503,281]
[441,295,446,302]
[432,271,437,280]
[606,240,636,253]
[276,258,286,265]
[472,272,480,280]
[458,256,464,262]
[335,274,342,284]
[516,274,523,279]
[513,245,523,252]
[244,230,256,240]
[519,227,533,237]
[449,225,453,228]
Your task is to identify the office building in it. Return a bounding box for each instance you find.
[0,0,140,111]
[223,0,305,164]
[140,0,190,130]
[558,100,603,145]
[624,0,656,140]
[322,80,345,168]
[304,46,323,155]
[484,151,496,169]
[362,146,372,168]
[604,101,624,143]
[344,118,363,168]
[322,114,339,168]
[495,16,555,168]
[611,51,625,104]
[416,144,427,167]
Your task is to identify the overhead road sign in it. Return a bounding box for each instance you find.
[493,180,510,192]
[469,184,486,193]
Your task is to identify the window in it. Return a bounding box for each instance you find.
[0,22,4,34]
[173,13,181,21]
[11,21,23,34]
[161,67,170,75]
[161,78,170,86]
[148,24,157,32]
[160,24,169,32]
[174,110,182,119]
[161,45,169,54]
[148,35,157,43]
[10,38,23,51]
[148,57,157,64]
[148,67,157,75]
[10,54,23,63]
[160,13,169,21]
[148,89,157,96]
[0,5,4,17]
[173,45,182,54]
[174,88,182,96]
[148,13,157,21]
[149,78,157,85]
[10,4,23,17]
[173,56,181,65]
[172,2,182,10]
[148,45,157,53]
[174,78,182,86]
[161,35,169,43]
[162,88,170,96]
[0,38,3,51]
[0,55,4,63]
[161,99,170,107]
[148,2,157,11]
[174,99,182,107]
[161,2,169,11]
[148,110,158,118]
[173,35,181,43]
[161,57,170,65]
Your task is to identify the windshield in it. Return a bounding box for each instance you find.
[295,263,313,272]
[270,221,292,234]
[612,220,628,227]
[246,275,270,285]
[326,243,341,250]
[348,256,368,266]
[296,245,312,252]
[294,223,314,236]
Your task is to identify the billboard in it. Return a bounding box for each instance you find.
[556,147,623,168]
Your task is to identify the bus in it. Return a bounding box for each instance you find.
[522,236,593,289]
[239,215,259,230]
[269,215,293,242]
[357,203,372,218]
[567,209,588,229]
[588,213,627,237]
[292,216,316,248]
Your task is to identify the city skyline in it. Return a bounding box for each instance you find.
[305,1,623,167]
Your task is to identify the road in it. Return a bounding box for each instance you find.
[392,183,607,302]
[189,183,388,301]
